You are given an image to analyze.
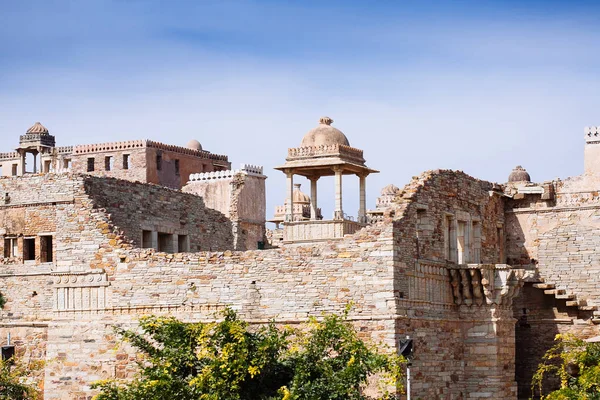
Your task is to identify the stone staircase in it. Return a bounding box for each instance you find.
[531,282,600,322]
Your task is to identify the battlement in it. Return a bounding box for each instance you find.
[188,164,265,182]
[0,152,18,161]
[72,139,229,162]
[586,126,600,143]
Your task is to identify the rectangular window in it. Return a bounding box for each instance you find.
[445,216,455,261]
[158,233,173,253]
[123,154,130,170]
[87,158,95,172]
[105,156,113,171]
[142,230,153,249]
[40,236,53,263]
[23,238,35,261]
[175,160,180,175]
[44,160,52,173]
[178,235,189,252]
[63,159,72,169]
[156,154,162,171]
[12,164,17,176]
[3,238,17,258]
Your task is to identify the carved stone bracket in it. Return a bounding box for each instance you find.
[448,264,524,307]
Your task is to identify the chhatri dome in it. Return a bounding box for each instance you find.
[186,139,203,151]
[26,122,49,135]
[380,184,400,196]
[300,117,350,147]
[508,165,531,183]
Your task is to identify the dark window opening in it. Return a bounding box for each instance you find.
[158,233,173,253]
[142,230,153,249]
[87,158,95,172]
[40,236,53,263]
[175,160,180,175]
[11,164,17,176]
[123,154,130,170]
[23,238,35,261]
[44,160,52,173]
[63,159,72,169]
[178,235,188,252]
[105,156,114,171]
[156,154,162,171]
[3,238,17,258]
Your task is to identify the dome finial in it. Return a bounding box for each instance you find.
[319,116,333,125]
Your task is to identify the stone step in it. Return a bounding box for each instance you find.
[556,294,576,300]
[533,283,555,289]
[580,306,599,311]
[594,310,600,317]
[544,289,557,295]
[566,300,579,307]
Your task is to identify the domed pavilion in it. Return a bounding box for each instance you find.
[275,117,378,243]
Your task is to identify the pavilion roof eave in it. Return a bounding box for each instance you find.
[274,161,378,177]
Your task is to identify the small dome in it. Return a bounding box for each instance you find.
[26,122,49,135]
[508,165,531,183]
[186,139,203,151]
[381,184,400,196]
[300,117,350,147]
[286,184,310,204]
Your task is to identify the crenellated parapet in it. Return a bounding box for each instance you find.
[448,264,524,307]
[188,164,265,182]
[585,126,600,144]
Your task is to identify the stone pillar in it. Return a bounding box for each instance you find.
[333,166,343,220]
[285,171,294,222]
[358,174,367,223]
[19,150,26,176]
[309,177,318,220]
[151,231,158,251]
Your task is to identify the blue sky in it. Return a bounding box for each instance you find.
[1,0,600,219]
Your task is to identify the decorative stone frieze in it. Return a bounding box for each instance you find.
[52,271,110,312]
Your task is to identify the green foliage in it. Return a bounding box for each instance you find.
[532,333,600,399]
[92,308,404,400]
[0,357,42,400]
[92,308,291,400]
[283,309,404,400]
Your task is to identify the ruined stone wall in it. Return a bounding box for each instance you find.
[391,170,506,273]
[506,178,600,304]
[85,176,234,252]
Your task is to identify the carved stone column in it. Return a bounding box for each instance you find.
[309,176,318,220]
[333,166,343,220]
[285,171,294,222]
[358,173,367,223]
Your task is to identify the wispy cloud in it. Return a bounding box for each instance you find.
[1,0,599,218]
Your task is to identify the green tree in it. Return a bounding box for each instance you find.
[282,310,404,400]
[0,357,42,400]
[532,333,600,399]
[92,308,404,400]
[92,309,291,400]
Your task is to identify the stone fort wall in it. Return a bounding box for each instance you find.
[0,170,525,399]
